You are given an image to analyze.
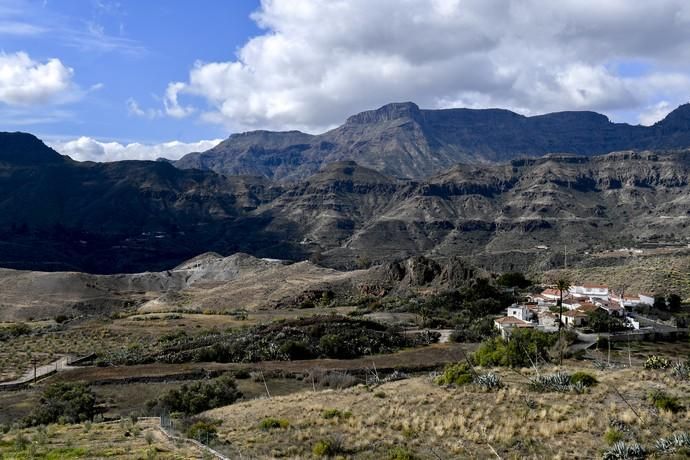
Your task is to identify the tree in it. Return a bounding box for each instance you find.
[653,295,667,311]
[555,278,571,365]
[587,309,627,333]
[148,373,242,416]
[25,383,97,426]
[667,294,682,313]
[473,329,559,368]
[496,272,531,289]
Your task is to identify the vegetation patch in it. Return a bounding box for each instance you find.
[648,390,683,413]
[185,417,222,444]
[24,382,98,426]
[602,441,646,460]
[313,437,345,457]
[435,362,474,386]
[473,329,560,368]
[146,373,242,416]
[105,315,437,365]
[644,355,671,369]
[258,417,290,430]
[570,371,598,387]
[604,428,625,446]
[322,408,352,420]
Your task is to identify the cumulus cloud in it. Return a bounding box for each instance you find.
[639,101,674,126]
[0,51,77,106]
[162,0,690,131]
[49,137,222,162]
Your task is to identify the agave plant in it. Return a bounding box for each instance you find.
[602,441,646,460]
[671,361,690,381]
[475,372,503,390]
[529,372,573,393]
[655,432,690,453]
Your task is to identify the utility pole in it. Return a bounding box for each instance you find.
[31,358,38,384]
[564,245,567,269]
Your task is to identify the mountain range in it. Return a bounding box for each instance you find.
[1,128,690,274]
[174,101,690,180]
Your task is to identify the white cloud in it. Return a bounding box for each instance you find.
[0,20,46,36]
[639,101,673,126]
[49,137,222,162]
[127,97,162,119]
[163,82,195,118]
[162,0,690,131]
[0,51,78,106]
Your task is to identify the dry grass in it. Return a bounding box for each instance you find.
[205,365,690,459]
[0,418,205,459]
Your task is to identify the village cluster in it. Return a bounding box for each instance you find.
[494,284,655,338]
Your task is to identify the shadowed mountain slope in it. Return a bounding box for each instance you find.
[2,132,690,274]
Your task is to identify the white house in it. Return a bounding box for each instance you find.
[494,316,534,338]
[540,288,562,301]
[507,304,534,322]
[610,293,643,308]
[561,309,589,327]
[639,293,655,306]
[569,284,609,300]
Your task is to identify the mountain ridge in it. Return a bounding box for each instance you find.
[2,131,690,274]
[174,102,690,180]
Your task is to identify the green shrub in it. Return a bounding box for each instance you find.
[435,363,474,386]
[186,419,219,443]
[473,329,558,368]
[374,391,387,398]
[649,390,683,413]
[644,355,671,369]
[570,371,598,387]
[604,428,624,445]
[147,373,242,416]
[322,409,351,420]
[258,417,289,430]
[387,446,417,460]
[313,437,344,457]
[24,382,98,426]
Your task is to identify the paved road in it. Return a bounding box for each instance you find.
[571,332,598,352]
[0,355,76,389]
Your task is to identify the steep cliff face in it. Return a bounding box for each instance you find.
[174,102,690,180]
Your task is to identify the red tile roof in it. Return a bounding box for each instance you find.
[495,316,533,326]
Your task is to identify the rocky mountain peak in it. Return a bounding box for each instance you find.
[656,103,690,129]
[345,101,422,125]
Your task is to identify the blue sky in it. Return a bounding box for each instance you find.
[1,0,260,144]
[2,0,690,161]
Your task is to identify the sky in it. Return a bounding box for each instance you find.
[2,0,690,161]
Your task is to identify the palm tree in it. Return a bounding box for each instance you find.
[555,278,571,365]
